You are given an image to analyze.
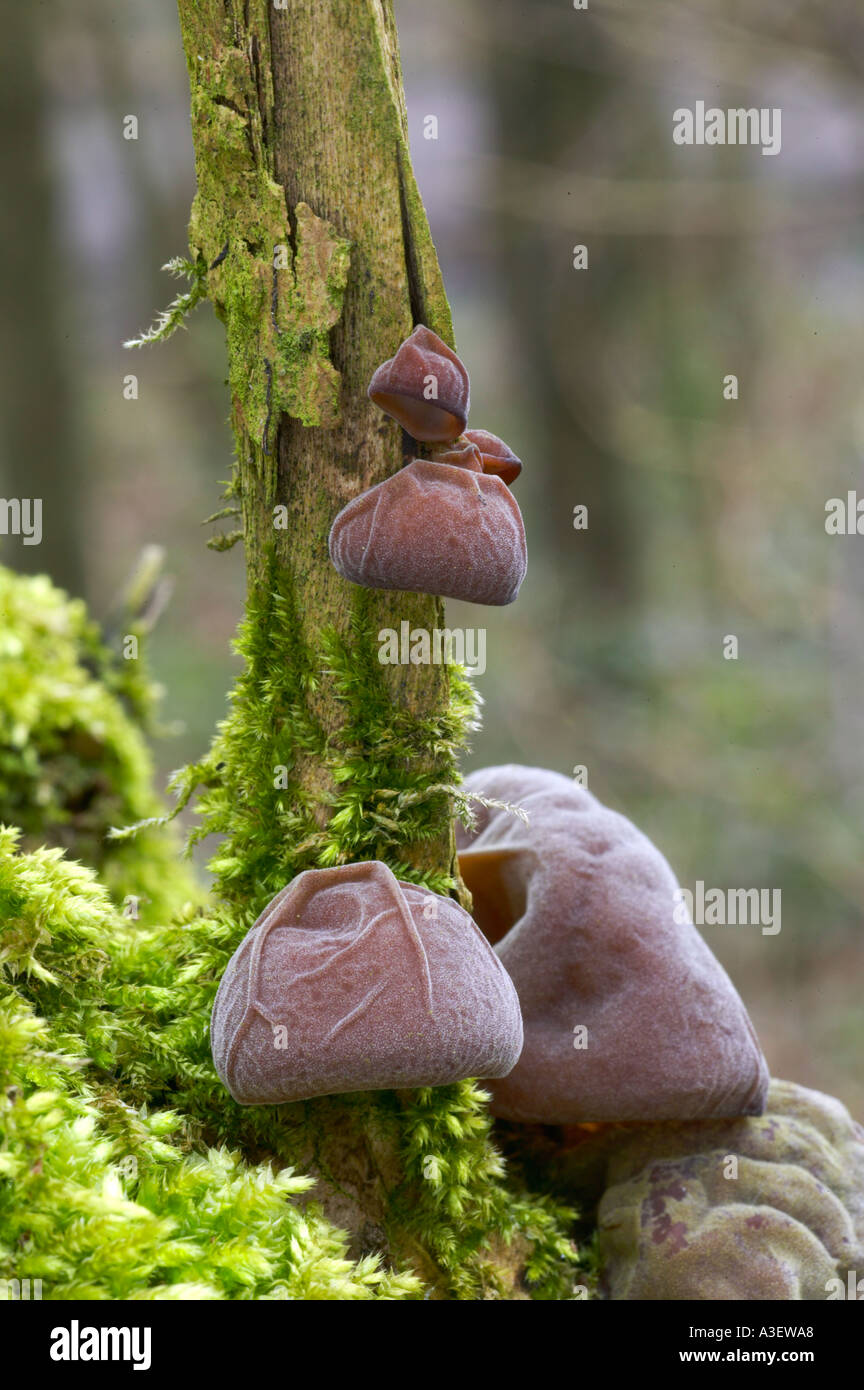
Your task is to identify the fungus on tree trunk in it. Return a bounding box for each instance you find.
[367,324,470,441]
[457,765,770,1123]
[463,430,523,487]
[594,1079,864,1300]
[211,861,523,1104]
[328,458,527,605]
[430,440,484,472]
[169,0,567,1292]
[329,330,528,603]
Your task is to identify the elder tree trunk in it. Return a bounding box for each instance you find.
[177,0,462,887]
[171,0,554,1295]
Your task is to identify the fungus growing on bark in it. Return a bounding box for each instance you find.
[430,440,484,472]
[456,764,770,1124]
[328,458,527,605]
[211,860,523,1105]
[367,325,470,441]
[463,430,523,487]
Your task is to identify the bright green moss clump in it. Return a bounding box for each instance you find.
[0,1003,421,1300]
[0,567,197,923]
[0,567,581,1299]
[169,562,477,915]
[0,826,421,1300]
[0,817,578,1299]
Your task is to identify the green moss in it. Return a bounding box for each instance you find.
[0,0,585,1299]
[171,7,351,506]
[1,1009,418,1299]
[0,826,422,1300]
[0,562,579,1298]
[0,568,196,924]
[396,1083,578,1298]
[124,256,208,349]
[163,555,475,915]
[123,554,574,1298]
[0,809,578,1300]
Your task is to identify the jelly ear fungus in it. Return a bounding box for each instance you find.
[463,430,522,487]
[457,764,771,1125]
[211,860,523,1105]
[331,328,528,605]
[328,458,527,606]
[367,324,470,442]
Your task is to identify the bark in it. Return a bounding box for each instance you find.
[171,0,525,1288]
[176,0,464,889]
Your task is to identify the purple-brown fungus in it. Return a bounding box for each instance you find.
[328,459,527,605]
[457,765,770,1124]
[430,440,484,473]
[463,430,523,487]
[211,860,523,1105]
[367,325,470,442]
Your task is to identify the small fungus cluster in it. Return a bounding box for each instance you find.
[328,326,527,605]
[211,329,771,1161]
[212,769,770,1119]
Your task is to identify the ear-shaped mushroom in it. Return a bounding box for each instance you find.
[457,765,770,1123]
[328,459,527,606]
[211,861,523,1105]
[463,430,522,487]
[368,325,470,441]
[430,440,484,472]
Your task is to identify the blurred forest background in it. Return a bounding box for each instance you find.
[1,0,862,1114]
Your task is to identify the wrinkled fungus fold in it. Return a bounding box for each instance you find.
[211,860,524,1105]
[457,764,771,1124]
[367,324,470,441]
[329,458,527,605]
